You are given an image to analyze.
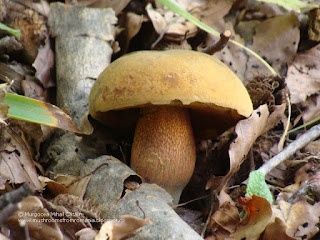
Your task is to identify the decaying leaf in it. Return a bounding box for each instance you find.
[95,215,151,240]
[286,43,320,104]
[0,83,9,124]
[207,201,240,238]
[248,14,300,74]
[231,195,272,240]
[278,199,320,239]
[39,176,69,196]
[76,228,97,240]
[4,196,63,240]
[33,35,55,89]
[146,3,198,41]
[55,173,91,198]
[208,104,285,192]
[0,125,42,190]
[261,217,296,240]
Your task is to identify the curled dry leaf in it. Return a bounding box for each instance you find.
[207,104,285,192]
[0,125,42,190]
[95,215,151,240]
[286,43,320,104]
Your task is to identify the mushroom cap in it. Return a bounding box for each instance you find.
[89,49,253,138]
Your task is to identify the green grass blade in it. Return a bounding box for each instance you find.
[155,0,277,76]
[0,23,21,39]
[2,93,82,133]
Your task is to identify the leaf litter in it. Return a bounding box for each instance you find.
[2,0,320,239]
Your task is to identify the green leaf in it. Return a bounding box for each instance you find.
[246,171,274,204]
[2,93,82,134]
[256,0,318,13]
[0,22,21,39]
[155,0,277,76]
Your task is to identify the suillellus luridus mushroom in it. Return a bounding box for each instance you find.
[89,49,253,203]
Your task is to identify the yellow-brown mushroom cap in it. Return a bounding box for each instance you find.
[89,49,253,138]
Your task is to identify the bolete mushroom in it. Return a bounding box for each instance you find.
[89,49,253,203]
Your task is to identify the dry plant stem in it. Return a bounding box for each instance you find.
[202,30,232,55]
[0,183,34,210]
[258,124,320,176]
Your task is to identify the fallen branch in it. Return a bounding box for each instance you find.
[257,124,320,176]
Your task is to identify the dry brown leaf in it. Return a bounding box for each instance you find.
[146,3,198,41]
[67,175,91,198]
[33,36,55,89]
[6,2,47,62]
[76,228,97,240]
[196,0,232,27]
[43,196,94,236]
[261,217,296,240]
[38,176,69,196]
[95,215,151,240]
[0,83,9,124]
[278,199,320,239]
[286,43,320,104]
[250,14,300,73]
[211,105,270,192]
[75,0,131,15]
[231,195,272,240]
[300,94,320,123]
[4,196,63,240]
[0,125,42,190]
[125,13,147,48]
[54,173,91,198]
[208,201,239,235]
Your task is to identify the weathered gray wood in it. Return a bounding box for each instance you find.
[48,2,116,126]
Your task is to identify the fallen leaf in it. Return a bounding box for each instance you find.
[4,196,63,240]
[146,3,198,41]
[208,201,240,234]
[33,35,55,89]
[278,199,320,239]
[249,14,300,74]
[231,195,272,240]
[0,125,42,190]
[95,215,151,240]
[38,176,69,196]
[261,217,296,240]
[210,105,270,192]
[76,228,97,240]
[286,43,320,104]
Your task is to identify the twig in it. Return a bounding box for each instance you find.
[201,191,217,238]
[0,183,34,210]
[201,30,232,55]
[257,124,320,176]
[0,203,20,225]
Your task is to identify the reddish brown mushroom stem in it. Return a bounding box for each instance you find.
[131,106,196,203]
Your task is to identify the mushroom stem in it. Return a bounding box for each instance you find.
[131,106,196,203]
